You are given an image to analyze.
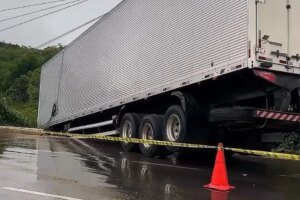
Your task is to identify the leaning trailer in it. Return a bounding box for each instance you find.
[38,0,300,157]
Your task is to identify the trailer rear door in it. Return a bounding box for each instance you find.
[257,0,300,73]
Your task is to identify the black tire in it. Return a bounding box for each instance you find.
[139,115,166,157]
[209,107,258,127]
[120,113,142,152]
[163,105,188,152]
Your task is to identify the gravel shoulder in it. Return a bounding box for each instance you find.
[0,126,45,136]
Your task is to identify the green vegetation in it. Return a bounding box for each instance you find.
[0,42,62,127]
[0,99,29,127]
[274,133,300,154]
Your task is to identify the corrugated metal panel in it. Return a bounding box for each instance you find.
[38,0,249,127]
[38,52,63,126]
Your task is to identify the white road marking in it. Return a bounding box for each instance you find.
[278,174,300,178]
[2,187,83,200]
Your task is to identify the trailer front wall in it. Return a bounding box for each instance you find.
[38,53,63,126]
[38,0,249,128]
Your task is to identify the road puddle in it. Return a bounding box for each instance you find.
[0,131,299,200]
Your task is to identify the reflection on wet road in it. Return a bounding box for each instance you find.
[0,132,299,200]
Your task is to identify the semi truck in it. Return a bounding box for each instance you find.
[38,0,300,157]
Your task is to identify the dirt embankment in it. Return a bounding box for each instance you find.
[0,126,45,136]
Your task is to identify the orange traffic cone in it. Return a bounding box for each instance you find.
[204,143,235,191]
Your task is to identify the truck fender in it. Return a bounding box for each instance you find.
[114,105,127,129]
[171,91,205,114]
[171,91,187,112]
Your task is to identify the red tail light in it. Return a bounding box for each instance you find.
[279,60,287,64]
[253,70,277,83]
[258,56,266,60]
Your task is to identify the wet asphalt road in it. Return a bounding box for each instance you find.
[0,131,299,200]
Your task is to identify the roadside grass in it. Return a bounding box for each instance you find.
[7,101,37,127]
[0,100,30,127]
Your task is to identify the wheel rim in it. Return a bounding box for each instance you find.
[141,123,153,148]
[122,120,132,144]
[166,114,181,142]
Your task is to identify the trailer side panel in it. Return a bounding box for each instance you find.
[38,0,249,127]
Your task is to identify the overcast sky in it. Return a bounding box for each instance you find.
[0,0,122,48]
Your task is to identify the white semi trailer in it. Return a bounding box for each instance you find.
[38,0,300,157]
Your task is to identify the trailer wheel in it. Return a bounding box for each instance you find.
[139,115,166,157]
[120,113,142,152]
[163,105,187,152]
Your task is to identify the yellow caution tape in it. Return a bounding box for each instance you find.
[44,131,216,149]
[224,147,300,161]
[43,131,300,161]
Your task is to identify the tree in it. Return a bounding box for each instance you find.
[27,68,41,103]
[6,74,30,103]
[0,42,62,127]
